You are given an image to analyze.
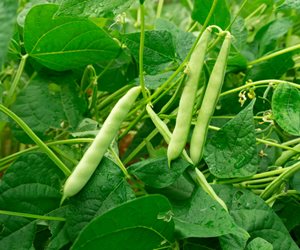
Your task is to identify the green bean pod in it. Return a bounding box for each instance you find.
[190,33,232,165]
[62,86,141,202]
[167,27,212,164]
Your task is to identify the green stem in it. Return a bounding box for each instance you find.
[282,137,300,146]
[51,145,78,165]
[119,109,146,139]
[139,3,147,100]
[216,167,289,184]
[248,43,300,66]
[209,125,300,153]
[156,0,164,18]
[260,161,300,199]
[275,143,300,166]
[240,176,276,185]
[265,190,299,206]
[0,210,66,221]
[6,54,28,106]
[195,168,228,211]
[0,104,71,176]
[256,138,300,153]
[97,84,132,110]
[225,0,249,31]
[123,128,159,165]
[0,138,94,170]
[220,79,300,97]
[199,0,219,33]
[108,146,130,178]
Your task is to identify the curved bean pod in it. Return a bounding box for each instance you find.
[167,27,212,164]
[62,86,141,202]
[190,32,232,165]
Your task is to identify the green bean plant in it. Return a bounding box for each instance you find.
[0,0,300,249]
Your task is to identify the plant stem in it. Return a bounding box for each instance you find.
[275,143,300,166]
[225,0,249,31]
[195,168,228,212]
[260,161,300,199]
[265,190,299,206]
[0,138,94,170]
[6,54,28,106]
[0,104,71,176]
[0,209,66,221]
[209,125,300,153]
[220,79,300,97]
[108,146,130,178]
[248,43,300,66]
[139,3,147,100]
[156,0,164,18]
[97,84,133,110]
[123,128,158,165]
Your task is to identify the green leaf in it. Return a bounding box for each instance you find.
[24,4,120,71]
[0,0,18,67]
[124,30,176,74]
[0,152,65,249]
[277,0,300,12]
[173,187,247,239]
[0,215,36,250]
[134,71,176,90]
[56,0,135,18]
[72,195,174,250]
[128,156,190,188]
[246,52,295,81]
[246,237,273,250]
[0,152,65,213]
[10,74,86,143]
[192,0,231,29]
[272,83,300,136]
[204,100,258,178]
[64,157,135,241]
[146,173,196,203]
[291,170,300,192]
[156,18,196,61]
[275,198,300,231]
[255,18,293,56]
[214,185,299,250]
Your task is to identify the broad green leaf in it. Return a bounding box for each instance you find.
[246,237,273,250]
[133,71,176,90]
[124,30,176,74]
[214,185,299,250]
[255,18,293,56]
[291,170,300,192]
[173,187,247,239]
[64,157,135,241]
[24,4,120,71]
[0,215,36,250]
[272,83,300,136]
[11,75,86,143]
[0,152,64,249]
[192,0,231,29]
[0,0,18,67]
[0,152,65,213]
[277,0,300,12]
[275,198,300,231]
[204,100,258,178]
[128,156,190,188]
[246,52,294,81]
[56,0,135,18]
[146,174,196,203]
[156,19,196,61]
[72,195,174,250]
